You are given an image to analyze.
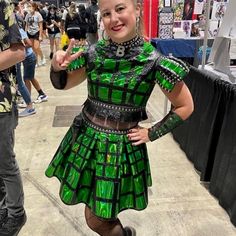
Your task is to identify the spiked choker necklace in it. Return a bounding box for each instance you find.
[110,35,143,57]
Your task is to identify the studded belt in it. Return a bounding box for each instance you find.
[83,97,148,123]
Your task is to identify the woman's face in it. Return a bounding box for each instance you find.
[29,4,35,13]
[99,0,140,43]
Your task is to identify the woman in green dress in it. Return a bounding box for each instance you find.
[46,0,194,235]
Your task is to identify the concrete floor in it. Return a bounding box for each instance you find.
[15,43,236,236]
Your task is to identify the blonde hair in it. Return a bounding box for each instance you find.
[68,3,77,19]
[98,0,146,37]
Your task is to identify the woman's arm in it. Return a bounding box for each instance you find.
[23,37,32,48]
[39,21,43,40]
[0,44,25,70]
[64,68,87,90]
[127,81,194,145]
[161,81,194,120]
[50,40,87,90]
[50,63,87,90]
[24,20,28,32]
[52,19,60,29]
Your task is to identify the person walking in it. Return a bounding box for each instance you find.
[65,3,87,45]
[86,0,99,45]
[20,30,48,104]
[14,1,36,117]
[77,4,89,45]
[25,2,46,67]
[16,27,38,117]
[17,9,48,105]
[46,4,61,59]
[0,0,27,234]
[46,0,194,235]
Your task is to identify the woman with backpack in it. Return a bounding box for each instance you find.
[65,3,87,46]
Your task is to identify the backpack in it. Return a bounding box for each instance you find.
[39,9,47,21]
[86,5,98,33]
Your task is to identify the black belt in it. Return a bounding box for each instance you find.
[83,97,148,123]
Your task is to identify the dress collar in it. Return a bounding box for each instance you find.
[109,35,144,57]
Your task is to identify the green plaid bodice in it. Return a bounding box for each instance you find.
[68,39,189,108]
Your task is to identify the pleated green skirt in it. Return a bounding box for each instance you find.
[45,115,152,219]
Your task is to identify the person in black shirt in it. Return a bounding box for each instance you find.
[86,0,99,45]
[78,4,88,45]
[39,3,48,39]
[46,4,61,59]
[65,3,87,46]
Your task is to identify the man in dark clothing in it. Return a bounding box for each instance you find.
[0,0,27,235]
[86,0,99,45]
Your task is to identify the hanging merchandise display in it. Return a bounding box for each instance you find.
[211,0,227,21]
[182,0,195,20]
[173,0,185,21]
[194,0,204,15]
[155,0,231,40]
[158,0,174,39]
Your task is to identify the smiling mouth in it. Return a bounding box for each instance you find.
[112,25,124,31]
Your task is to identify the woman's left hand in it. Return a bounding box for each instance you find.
[127,127,150,146]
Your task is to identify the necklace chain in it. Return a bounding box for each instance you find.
[110,36,143,57]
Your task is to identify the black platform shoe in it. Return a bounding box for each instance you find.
[0,212,27,236]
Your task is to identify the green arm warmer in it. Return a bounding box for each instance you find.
[148,110,183,142]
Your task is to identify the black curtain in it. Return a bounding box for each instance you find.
[172,67,236,226]
[209,84,236,226]
[173,67,225,180]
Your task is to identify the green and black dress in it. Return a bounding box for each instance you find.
[45,36,189,219]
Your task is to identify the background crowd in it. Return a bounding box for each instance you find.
[13,0,99,117]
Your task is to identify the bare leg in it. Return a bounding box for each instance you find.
[49,38,54,54]
[84,206,125,236]
[33,40,44,62]
[30,78,42,92]
[55,37,60,51]
[30,39,38,64]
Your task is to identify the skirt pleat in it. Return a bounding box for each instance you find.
[45,117,152,219]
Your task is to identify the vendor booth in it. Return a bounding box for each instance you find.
[146,0,236,227]
[146,0,233,67]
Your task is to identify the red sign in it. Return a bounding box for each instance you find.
[143,0,159,39]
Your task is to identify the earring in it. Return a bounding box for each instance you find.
[136,17,140,35]
[102,30,109,41]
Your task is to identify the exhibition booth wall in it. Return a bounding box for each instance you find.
[148,0,236,228]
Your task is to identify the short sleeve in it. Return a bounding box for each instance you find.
[154,55,190,92]
[67,46,88,72]
[0,1,22,49]
[37,12,43,22]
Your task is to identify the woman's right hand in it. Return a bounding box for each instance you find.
[51,39,83,72]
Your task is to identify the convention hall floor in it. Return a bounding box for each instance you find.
[15,43,236,236]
